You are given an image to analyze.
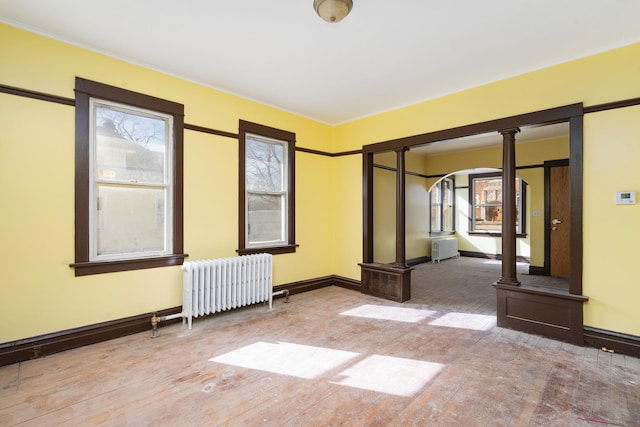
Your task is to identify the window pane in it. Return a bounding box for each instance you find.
[96,185,167,257]
[473,177,503,232]
[471,176,524,233]
[95,104,167,184]
[248,193,284,244]
[246,137,284,192]
[443,179,453,231]
[430,186,441,231]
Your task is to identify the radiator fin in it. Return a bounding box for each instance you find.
[182,253,273,329]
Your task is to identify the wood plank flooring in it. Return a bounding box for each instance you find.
[1,259,638,426]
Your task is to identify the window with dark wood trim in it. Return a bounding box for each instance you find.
[71,77,185,276]
[238,120,296,255]
[468,172,527,237]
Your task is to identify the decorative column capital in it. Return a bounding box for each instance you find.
[394,146,409,154]
[498,127,521,137]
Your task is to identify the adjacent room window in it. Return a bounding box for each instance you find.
[430,177,454,234]
[469,173,526,235]
[72,78,185,275]
[238,120,296,255]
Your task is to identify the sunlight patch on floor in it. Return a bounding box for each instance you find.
[428,312,496,331]
[209,342,359,379]
[339,304,437,323]
[330,355,444,397]
[211,341,445,397]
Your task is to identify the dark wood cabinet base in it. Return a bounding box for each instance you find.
[360,263,413,302]
[495,283,588,344]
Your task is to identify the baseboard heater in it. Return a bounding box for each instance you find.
[159,253,273,330]
[431,237,459,263]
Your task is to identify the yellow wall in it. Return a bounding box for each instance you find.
[2,21,640,344]
[583,105,640,334]
[0,24,336,342]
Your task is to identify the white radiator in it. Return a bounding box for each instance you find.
[431,238,459,263]
[181,253,273,329]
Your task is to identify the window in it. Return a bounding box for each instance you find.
[72,78,185,276]
[430,177,454,234]
[238,120,296,255]
[469,173,526,235]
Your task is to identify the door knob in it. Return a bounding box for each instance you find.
[551,218,562,225]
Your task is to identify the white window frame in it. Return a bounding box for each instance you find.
[88,99,174,262]
[244,133,289,248]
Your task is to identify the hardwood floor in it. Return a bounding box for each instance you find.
[1,261,638,426]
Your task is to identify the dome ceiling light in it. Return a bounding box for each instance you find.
[313,0,353,23]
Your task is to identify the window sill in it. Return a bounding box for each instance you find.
[237,244,298,256]
[429,231,456,237]
[70,254,188,276]
[468,232,527,238]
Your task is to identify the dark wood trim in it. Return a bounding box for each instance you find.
[394,148,408,267]
[407,255,431,266]
[75,77,184,115]
[0,83,75,106]
[459,250,530,264]
[583,97,640,114]
[516,163,545,170]
[333,149,363,157]
[72,77,185,276]
[568,115,583,295]
[295,146,362,157]
[70,254,188,276]
[184,123,238,139]
[528,265,547,276]
[373,163,445,180]
[237,120,297,255]
[363,104,583,154]
[332,275,361,291]
[1,275,360,367]
[237,245,298,256]
[0,306,182,367]
[295,146,334,156]
[363,152,374,263]
[583,327,640,358]
[543,159,570,277]
[273,274,361,295]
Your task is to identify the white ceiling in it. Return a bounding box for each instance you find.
[1,1,640,125]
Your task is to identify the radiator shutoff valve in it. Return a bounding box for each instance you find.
[151,313,160,338]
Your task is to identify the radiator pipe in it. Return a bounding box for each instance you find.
[151,312,184,338]
[273,289,290,303]
[151,289,288,337]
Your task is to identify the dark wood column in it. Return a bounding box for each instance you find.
[359,146,412,303]
[393,147,409,268]
[497,128,520,286]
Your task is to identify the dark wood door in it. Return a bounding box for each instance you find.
[550,165,570,277]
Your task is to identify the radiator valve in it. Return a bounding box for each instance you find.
[151,313,160,338]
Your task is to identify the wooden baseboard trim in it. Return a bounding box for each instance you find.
[1,275,361,367]
[459,250,530,263]
[407,256,431,266]
[274,275,361,295]
[0,306,181,367]
[528,265,547,276]
[583,326,640,358]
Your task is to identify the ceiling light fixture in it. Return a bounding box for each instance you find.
[314,0,353,23]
